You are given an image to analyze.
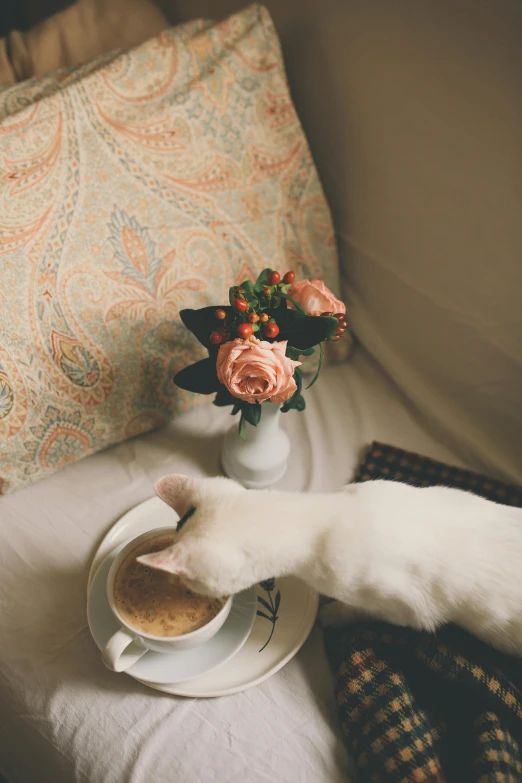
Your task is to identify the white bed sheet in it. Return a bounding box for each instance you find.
[0,349,472,783]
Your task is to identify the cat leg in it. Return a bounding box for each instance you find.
[318,600,366,629]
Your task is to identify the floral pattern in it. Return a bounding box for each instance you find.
[19,406,106,476]
[0,5,339,494]
[105,208,207,324]
[257,579,281,652]
[0,376,14,419]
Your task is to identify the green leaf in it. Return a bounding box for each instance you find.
[229,286,237,307]
[286,345,314,361]
[281,391,304,413]
[258,596,273,613]
[244,294,259,310]
[241,401,261,427]
[180,307,229,350]
[305,341,323,389]
[239,414,246,439]
[254,268,272,292]
[273,308,338,350]
[264,295,286,314]
[280,369,306,412]
[231,402,241,416]
[174,358,219,394]
[213,384,237,407]
[278,291,306,314]
[295,367,303,393]
[240,280,255,293]
[282,393,305,412]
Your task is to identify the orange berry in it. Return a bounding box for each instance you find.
[264,322,280,338]
[215,308,226,320]
[237,322,253,339]
[210,331,224,344]
[283,271,295,284]
[262,286,272,296]
[268,271,281,285]
[260,312,270,323]
[248,312,260,323]
[233,298,248,313]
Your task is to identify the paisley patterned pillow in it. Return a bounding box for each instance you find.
[0,4,339,494]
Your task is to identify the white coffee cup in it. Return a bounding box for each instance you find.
[102,527,232,672]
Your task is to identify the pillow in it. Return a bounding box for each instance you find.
[0,4,339,494]
[0,0,169,86]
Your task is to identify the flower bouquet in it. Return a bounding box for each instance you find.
[174,268,349,438]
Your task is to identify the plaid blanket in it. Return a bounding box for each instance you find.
[324,442,522,783]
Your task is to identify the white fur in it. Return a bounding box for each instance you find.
[138,474,522,655]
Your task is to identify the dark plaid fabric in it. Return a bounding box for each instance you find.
[324,442,522,783]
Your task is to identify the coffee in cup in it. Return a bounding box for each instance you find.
[102,527,233,672]
[113,533,224,637]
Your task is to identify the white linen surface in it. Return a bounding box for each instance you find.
[0,349,472,783]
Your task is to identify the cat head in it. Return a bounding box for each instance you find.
[137,474,253,597]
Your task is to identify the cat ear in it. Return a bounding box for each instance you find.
[136,543,191,577]
[155,474,196,515]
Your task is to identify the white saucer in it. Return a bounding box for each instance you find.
[88,544,257,684]
[87,496,319,698]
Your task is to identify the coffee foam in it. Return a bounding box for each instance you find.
[113,534,223,637]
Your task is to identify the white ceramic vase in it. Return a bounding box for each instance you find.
[221,402,290,489]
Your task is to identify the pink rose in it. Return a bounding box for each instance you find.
[288,279,346,317]
[216,338,301,404]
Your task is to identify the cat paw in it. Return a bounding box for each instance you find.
[318,601,361,629]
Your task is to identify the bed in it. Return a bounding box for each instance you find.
[1,1,520,780]
[0,348,470,783]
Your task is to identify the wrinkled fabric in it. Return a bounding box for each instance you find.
[0,350,472,783]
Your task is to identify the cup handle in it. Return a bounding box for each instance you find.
[102,629,147,672]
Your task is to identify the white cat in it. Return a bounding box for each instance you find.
[138,474,522,656]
